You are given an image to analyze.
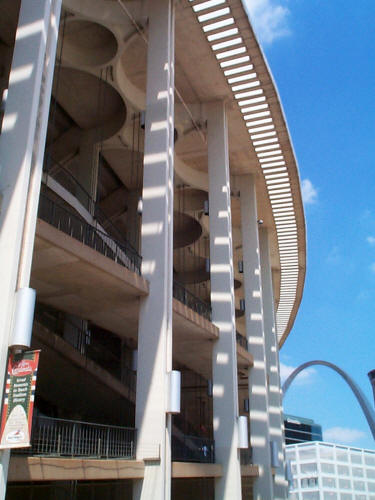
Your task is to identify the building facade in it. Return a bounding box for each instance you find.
[287,441,375,500]
[285,415,323,445]
[0,0,306,499]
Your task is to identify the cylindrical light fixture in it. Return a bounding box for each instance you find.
[207,379,213,397]
[167,370,181,414]
[238,415,249,449]
[140,111,146,129]
[131,349,138,371]
[243,398,249,413]
[238,260,244,273]
[137,197,143,215]
[270,440,279,467]
[10,287,36,349]
[240,298,245,311]
[205,258,210,273]
[204,200,209,216]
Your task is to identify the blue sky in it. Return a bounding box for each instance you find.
[244,0,375,449]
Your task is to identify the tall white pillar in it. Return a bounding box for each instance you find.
[240,175,273,500]
[259,227,288,499]
[0,1,61,498]
[207,101,242,500]
[134,1,174,499]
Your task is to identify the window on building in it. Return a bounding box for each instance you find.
[289,494,298,500]
[365,453,375,466]
[323,493,337,500]
[292,479,298,490]
[352,467,364,477]
[340,494,352,500]
[338,478,351,489]
[292,464,298,474]
[353,481,365,491]
[319,445,334,460]
[322,477,336,488]
[368,482,375,492]
[321,463,335,474]
[302,492,319,500]
[337,465,349,476]
[300,463,318,474]
[336,449,349,462]
[351,453,362,464]
[299,446,317,461]
[368,468,375,479]
[355,495,366,500]
[286,449,297,462]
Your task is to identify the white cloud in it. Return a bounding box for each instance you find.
[280,362,316,386]
[367,236,375,246]
[301,179,318,205]
[244,0,291,45]
[324,427,366,445]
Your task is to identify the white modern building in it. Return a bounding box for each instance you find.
[0,0,306,498]
[287,442,375,500]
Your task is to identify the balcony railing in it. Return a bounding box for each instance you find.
[236,331,249,351]
[34,305,137,396]
[173,280,212,321]
[15,415,136,459]
[38,193,141,274]
[172,434,215,464]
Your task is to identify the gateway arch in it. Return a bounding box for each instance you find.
[282,360,375,441]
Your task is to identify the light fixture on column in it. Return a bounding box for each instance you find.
[240,298,245,311]
[140,111,146,129]
[243,398,249,412]
[131,349,138,372]
[204,200,209,216]
[137,197,143,215]
[257,219,264,225]
[207,379,213,397]
[238,416,249,449]
[238,260,244,273]
[270,440,279,467]
[10,287,36,349]
[167,370,181,414]
[205,258,210,273]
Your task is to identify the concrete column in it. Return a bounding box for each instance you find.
[134,1,174,499]
[0,1,60,498]
[207,101,242,500]
[259,227,288,499]
[240,175,273,500]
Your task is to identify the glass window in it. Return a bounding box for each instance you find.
[368,482,375,492]
[353,480,365,491]
[365,453,375,466]
[299,447,317,461]
[319,445,334,460]
[340,495,351,500]
[355,496,366,500]
[301,478,309,488]
[351,453,362,464]
[337,465,349,476]
[322,477,336,488]
[302,492,319,500]
[300,463,318,474]
[339,479,351,489]
[321,463,335,474]
[369,496,375,500]
[336,449,349,462]
[368,469,375,479]
[352,467,363,477]
[308,478,318,488]
[292,464,297,474]
[324,493,337,500]
[289,494,298,500]
[292,479,298,490]
[287,449,297,461]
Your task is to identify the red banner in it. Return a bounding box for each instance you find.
[0,350,40,449]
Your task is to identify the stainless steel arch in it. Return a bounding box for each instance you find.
[282,360,375,441]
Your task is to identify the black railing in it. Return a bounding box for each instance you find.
[38,193,142,274]
[34,305,136,396]
[172,434,215,464]
[236,331,249,351]
[15,415,136,459]
[240,447,253,465]
[45,161,132,247]
[173,280,212,321]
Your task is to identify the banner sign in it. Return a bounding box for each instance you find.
[0,350,40,449]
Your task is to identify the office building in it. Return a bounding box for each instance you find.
[285,415,323,445]
[0,0,306,498]
[287,441,375,500]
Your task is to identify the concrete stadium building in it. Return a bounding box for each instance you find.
[0,0,306,498]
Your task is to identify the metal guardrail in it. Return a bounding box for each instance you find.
[172,434,215,464]
[173,280,212,321]
[236,331,249,351]
[34,305,136,396]
[15,415,136,459]
[240,447,253,465]
[38,193,142,274]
